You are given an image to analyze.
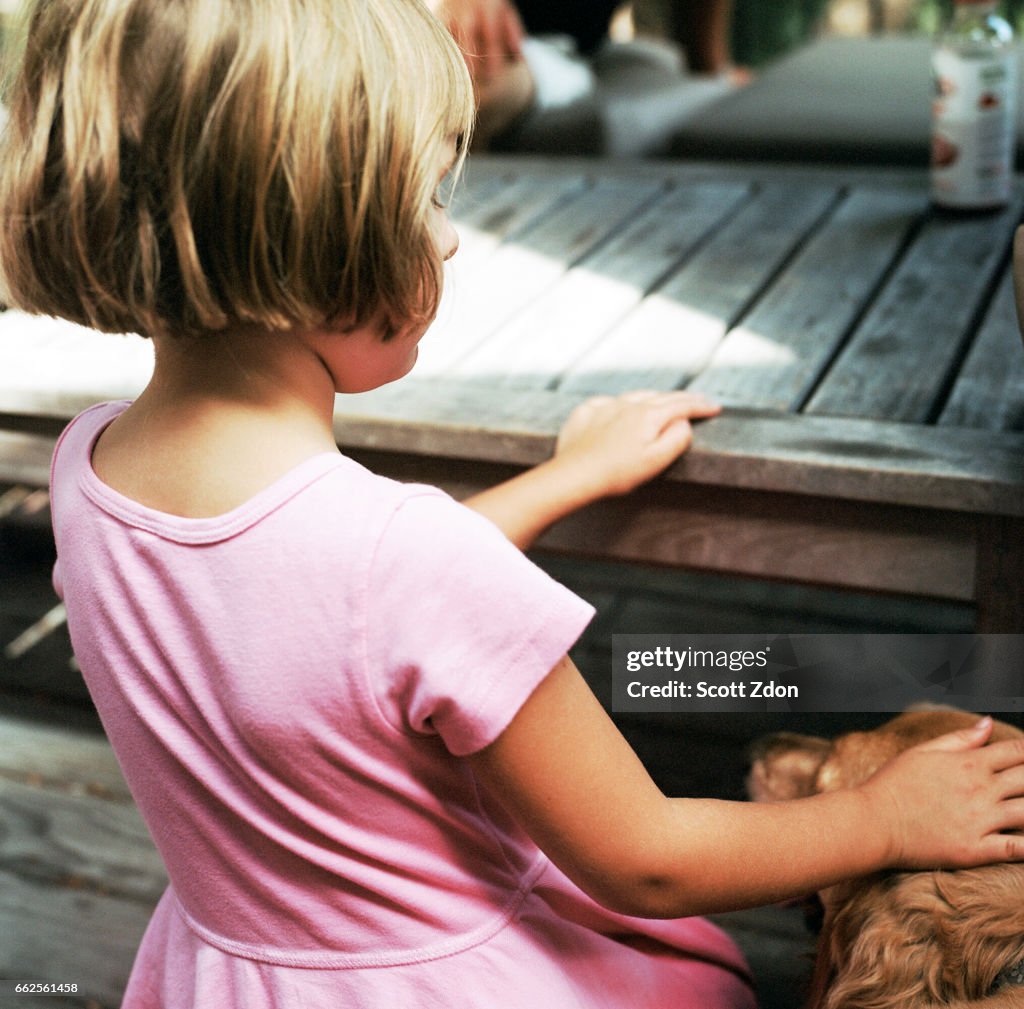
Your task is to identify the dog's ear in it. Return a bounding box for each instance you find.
[747,732,833,802]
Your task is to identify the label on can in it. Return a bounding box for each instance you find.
[931,45,1016,208]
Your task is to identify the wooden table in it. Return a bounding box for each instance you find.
[2,155,1023,630]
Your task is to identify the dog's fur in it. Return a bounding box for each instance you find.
[747,707,1024,1009]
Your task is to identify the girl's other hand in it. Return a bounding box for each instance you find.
[554,391,721,500]
[860,717,1024,870]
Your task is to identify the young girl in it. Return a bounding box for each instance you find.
[2,2,1024,1007]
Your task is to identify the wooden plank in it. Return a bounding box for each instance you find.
[807,192,1024,422]
[939,270,1024,432]
[448,170,588,274]
[0,710,131,800]
[0,867,152,1007]
[15,354,1021,518]
[555,182,839,394]
[0,711,159,1008]
[345,448,978,601]
[0,778,165,902]
[441,165,502,224]
[0,430,57,487]
[334,382,1024,516]
[463,151,932,191]
[534,488,975,603]
[445,162,509,217]
[688,187,925,410]
[452,181,751,390]
[416,176,665,375]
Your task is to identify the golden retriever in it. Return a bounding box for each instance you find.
[747,707,1024,1009]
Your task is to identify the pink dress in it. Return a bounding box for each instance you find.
[50,401,755,1009]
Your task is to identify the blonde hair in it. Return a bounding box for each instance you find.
[0,0,474,339]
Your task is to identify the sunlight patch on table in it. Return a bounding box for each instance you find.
[559,295,730,395]
[419,241,572,375]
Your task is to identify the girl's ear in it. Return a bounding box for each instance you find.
[746,732,832,803]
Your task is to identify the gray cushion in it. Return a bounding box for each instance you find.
[672,35,1024,165]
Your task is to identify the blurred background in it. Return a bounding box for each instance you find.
[628,0,1023,69]
[0,1,1022,82]
[3,0,1024,68]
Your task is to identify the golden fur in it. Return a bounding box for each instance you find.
[748,708,1024,1009]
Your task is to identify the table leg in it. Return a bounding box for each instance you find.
[975,515,1024,632]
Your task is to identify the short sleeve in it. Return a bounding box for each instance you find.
[364,490,594,757]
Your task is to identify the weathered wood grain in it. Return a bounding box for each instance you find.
[555,182,839,393]
[451,181,750,389]
[418,176,665,374]
[0,431,57,488]
[334,382,1024,516]
[461,152,931,191]
[0,156,1021,624]
[538,492,976,601]
[0,711,130,800]
[0,867,152,1008]
[2,359,1021,520]
[448,169,588,273]
[0,714,161,1009]
[939,271,1024,432]
[0,778,165,902]
[807,192,1024,422]
[345,448,977,600]
[688,187,925,410]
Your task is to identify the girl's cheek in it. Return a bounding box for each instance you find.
[434,210,459,261]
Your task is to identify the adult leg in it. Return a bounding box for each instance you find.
[666,0,734,73]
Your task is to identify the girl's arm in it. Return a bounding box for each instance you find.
[463,391,721,550]
[470,654,1024,919]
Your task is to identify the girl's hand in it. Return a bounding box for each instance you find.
[464,391,719,551]
[554,391,721,500]
[861,717,1024,870]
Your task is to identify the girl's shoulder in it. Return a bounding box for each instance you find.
[50,399,131,496]
[53,399,131,456]
[49,400,504,564]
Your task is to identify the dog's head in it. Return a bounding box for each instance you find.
[748,707,1024,1009]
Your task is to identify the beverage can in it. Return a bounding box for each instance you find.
[931,6,1017,209]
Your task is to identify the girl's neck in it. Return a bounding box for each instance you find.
[147,326,337,428]
[91,326,343,519]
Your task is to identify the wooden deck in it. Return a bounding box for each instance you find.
[0,698,162,1009]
